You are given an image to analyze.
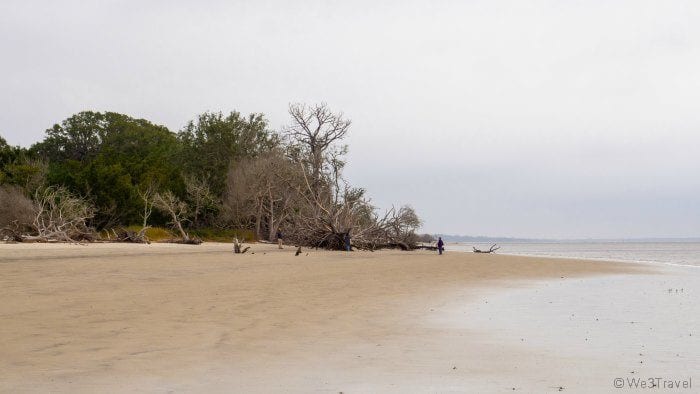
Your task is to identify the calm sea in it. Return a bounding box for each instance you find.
[448,241,700,268]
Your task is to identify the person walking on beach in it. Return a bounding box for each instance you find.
[344,232,351,252]
[276,229,283,249]
[437,237,444,255]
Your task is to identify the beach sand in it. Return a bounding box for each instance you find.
[1,243,696,393]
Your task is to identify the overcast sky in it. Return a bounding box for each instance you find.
[1,1,699,238]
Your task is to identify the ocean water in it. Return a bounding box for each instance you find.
[448,241,700,268]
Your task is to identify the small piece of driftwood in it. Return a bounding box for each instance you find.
[473,244,500,253]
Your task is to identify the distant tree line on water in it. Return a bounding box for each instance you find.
[0,104,422,249]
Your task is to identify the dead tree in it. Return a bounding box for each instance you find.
[379,205,422,249]
[23,186,95,242]
[184,174,218,227]
[286,164,421,251]
[473,244,500,253]
[221,103,423,251]
[286,163,364,249]
[136,181,157,229]
[153,191,200,244]
[283,104,421,250]
[283,103,351,195]
[225,150,302,241]
[225,158,266,238]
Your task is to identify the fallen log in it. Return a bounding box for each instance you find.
[3,230,95,244]
[112,227,151,243]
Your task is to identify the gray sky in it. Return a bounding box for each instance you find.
[2,0,699,238]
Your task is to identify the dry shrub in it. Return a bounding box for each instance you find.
[0,185,36,233]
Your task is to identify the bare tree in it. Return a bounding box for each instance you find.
[225,150,302,240]
[184,174,218,227]
[378,205,422,249]
[278,103,423,250]
[384,206,421,240]
[137,181,158,229]
[283,157,382,249]
[276,103,361,248]
[225,157,266,238]
[222,102,424,251]
[261,153,302,241]
[153,191,192,242]
[283,103,351,194]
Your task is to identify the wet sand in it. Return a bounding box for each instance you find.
[2,242,685,393]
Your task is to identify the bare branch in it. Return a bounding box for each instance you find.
[153,191,192,242]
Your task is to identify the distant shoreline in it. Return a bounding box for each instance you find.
[440,235,700,243]
[447,239,700,268]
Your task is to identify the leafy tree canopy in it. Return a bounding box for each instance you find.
[178,111,278,196]
[31,112,182,227]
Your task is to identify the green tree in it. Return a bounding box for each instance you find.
[1,135,44,192]
[178,111,278,197]
[32,112,183,228]
[0,135,12,183]
[0,135,8,154]
[32,111,108,162]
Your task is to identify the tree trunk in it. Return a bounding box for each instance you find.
[174,219,189,241]
[193,203,200,228]
[266,188,276,241]
[254,201,262,241]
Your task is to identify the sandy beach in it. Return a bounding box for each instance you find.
[1,243,697,393]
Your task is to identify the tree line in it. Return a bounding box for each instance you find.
[0,103,422,249]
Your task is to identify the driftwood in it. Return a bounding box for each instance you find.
[1,221,25,242]
[11,233,95,243]
[473,244,500,253]
[414,243,438,251]
[2,223,95,243]
[111,227,151,243]
[20,186,97,243]
[233,238,250,253]
[174,238,203,245]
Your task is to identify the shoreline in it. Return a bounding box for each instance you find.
[5,239,695,268]
[447,241,700,269]
[455,264,699,392]
[2,242,683,393]
[497,251,700,270]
